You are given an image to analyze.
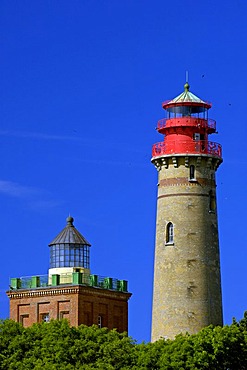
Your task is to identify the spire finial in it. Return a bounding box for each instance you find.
[186,70,189,83]
[184,82,190,91]
[184,71,190,91]
[66,215,74,225]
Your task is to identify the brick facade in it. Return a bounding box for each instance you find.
[7,216,132,334]
[7,285,131,332]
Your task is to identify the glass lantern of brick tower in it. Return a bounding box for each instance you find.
[151,83,223,341]
[48,216,91,284]
[7,217,131,331]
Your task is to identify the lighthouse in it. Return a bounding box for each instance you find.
[7,216,131,331]
[151,82,223,341]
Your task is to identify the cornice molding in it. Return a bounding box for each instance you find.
[6,285,132,301]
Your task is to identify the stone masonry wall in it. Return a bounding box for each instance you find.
[151,155,223,341]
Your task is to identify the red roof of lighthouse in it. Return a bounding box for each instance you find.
[162,83,212,110]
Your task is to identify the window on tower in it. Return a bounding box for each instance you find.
[19,314,29,326]
[189,165,196,181]
[98,315,102,328]
[166,222,174,244]
[59,311,69,320]
[40,313,50,323]
[209,191,216,212]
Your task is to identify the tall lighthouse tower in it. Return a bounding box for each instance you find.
[151,82,223,341]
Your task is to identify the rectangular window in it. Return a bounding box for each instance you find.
[59,311,69,320]
[98,315,102,328]
[19,314,29,326]
[209,191,216,212]
[40,313,50,323]
[193,133,200,141]
[84,312,92,326]
[189,165,196,181]
[113,316,123,333]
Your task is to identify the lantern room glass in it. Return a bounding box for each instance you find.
[49,243,90,268]
[167,106,208,119]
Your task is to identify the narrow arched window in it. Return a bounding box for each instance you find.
[166,222,174,244]
[189,165,195,180]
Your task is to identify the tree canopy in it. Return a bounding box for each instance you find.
[0,312,246,369]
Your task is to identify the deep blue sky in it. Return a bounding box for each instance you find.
[0,0,246,343]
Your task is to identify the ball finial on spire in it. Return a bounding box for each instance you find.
[66,215,74,225]
[184,82,190,91]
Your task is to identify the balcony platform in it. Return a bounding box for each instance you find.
[152,140,222,159]
[8,272,129,293]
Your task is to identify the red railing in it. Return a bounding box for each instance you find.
[161,100,212,108]
[157,117,216,131]
[152,140,222,159]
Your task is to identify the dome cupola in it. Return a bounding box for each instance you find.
[49,216,91,272]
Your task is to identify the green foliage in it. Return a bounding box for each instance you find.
[0,314,247,369]
[0,320,136,370]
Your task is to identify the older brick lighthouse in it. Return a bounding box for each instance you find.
[7,216,131,332]
[151,82,223,341]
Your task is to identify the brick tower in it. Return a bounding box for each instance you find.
[151,83,223,341]
[7,216,131,332]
